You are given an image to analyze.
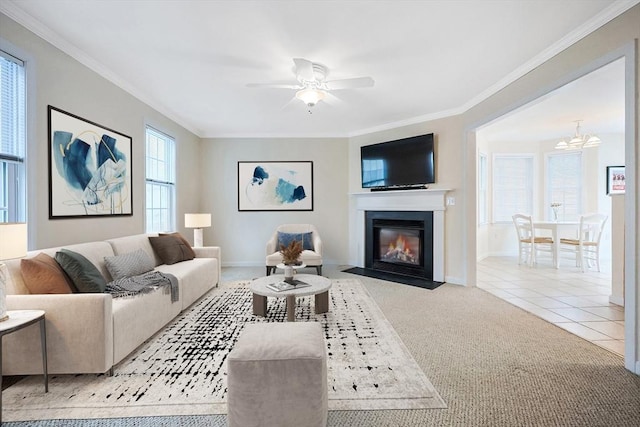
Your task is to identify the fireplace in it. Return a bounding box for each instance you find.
[365,211,434,280]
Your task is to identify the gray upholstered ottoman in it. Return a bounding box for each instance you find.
[227,322,328,427]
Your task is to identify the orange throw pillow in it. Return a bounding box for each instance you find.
[21,252,75,294]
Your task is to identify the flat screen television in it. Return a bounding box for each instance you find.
[360,133,435,190]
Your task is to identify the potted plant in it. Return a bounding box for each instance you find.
[280,240,303,282]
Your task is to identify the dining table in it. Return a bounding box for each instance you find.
[532,220,580,268]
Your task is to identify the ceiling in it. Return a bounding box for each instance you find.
[479,57,626,144]
[1,0,636,138]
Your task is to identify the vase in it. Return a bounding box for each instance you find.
[283,265,295,283]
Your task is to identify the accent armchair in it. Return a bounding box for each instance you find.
[266,224,323,276]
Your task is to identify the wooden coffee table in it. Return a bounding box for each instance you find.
[250,274,332,322]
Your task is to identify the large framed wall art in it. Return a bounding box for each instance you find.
[238,161,314,211]
[48,106,133,218]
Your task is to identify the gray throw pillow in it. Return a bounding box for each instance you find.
[55,249,107,293]
[149,235,195,265]
[104,249,155,281]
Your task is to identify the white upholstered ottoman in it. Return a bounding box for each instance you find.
[227,322,328,427]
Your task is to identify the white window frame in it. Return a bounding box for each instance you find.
[545,151,583,222]
[0,49,27,223]
[145,126,175,233]
[492,154,535,223]
[478,152,488,226]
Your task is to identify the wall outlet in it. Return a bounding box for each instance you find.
[446,196,455,206]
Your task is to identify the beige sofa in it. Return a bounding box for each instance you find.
[2,233,221,375]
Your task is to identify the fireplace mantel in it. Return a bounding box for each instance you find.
[350,189,450,282]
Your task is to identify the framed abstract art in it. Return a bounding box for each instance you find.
[48,105,133,218]
[238,161,314,211]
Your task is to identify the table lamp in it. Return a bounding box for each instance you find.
[184,213,211,247]
[0,223,28,322]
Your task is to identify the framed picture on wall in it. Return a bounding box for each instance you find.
[606,165,625,195]
[48,105,133,218]
[237,161,314,211]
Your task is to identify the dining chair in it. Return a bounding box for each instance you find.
[559,213,608,272]
[512,214,555,267]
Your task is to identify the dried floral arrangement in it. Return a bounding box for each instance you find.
[279,240,303,265]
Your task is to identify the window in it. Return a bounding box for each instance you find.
[145,127,175,232]
[546,151,582,221]
[0,50,27,223]
[492,155,533,222]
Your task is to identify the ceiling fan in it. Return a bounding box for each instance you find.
[247,58,374,109]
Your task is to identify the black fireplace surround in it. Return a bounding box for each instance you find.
[365,210,434,281]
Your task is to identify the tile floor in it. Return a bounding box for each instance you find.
[477,256,624,357]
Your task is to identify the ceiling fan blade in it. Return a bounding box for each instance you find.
[323,92,342,106]
[246,83,301,89]
[280,96,300,111]
[293,58,315,81]
[325,76,375,90]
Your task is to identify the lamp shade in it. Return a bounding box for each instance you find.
[0,222,27,260]
[185,213,211,229]
[295,88,326,106]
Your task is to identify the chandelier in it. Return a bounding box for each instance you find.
[555,120,601,150]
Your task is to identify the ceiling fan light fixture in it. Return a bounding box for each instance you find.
[555,140,568,150]
[295,88,326,107]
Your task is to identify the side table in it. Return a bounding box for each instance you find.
[0,310,48,422]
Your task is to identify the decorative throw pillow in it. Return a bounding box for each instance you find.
[104,249,155,281]
[159,232,196,258]
[20,252,75,294]
[277,232,314,251]
[54,249,107,293]
[149,235,195,265]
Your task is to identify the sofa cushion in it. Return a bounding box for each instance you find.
[149,235,195,265]
[104,249,155,281]
[55,249,107,293]
[159,232,196,259]
[277,231,314,251]
[20,253,75,294]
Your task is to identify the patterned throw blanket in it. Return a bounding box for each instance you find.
[105,271,179,303]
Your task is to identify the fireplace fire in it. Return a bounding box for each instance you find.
[380,229,420,265]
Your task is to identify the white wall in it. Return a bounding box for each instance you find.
[200,137,349,267]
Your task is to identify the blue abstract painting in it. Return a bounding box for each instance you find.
[238,161,313,211]
[48,106,132,218]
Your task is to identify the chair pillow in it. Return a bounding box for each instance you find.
[104,248,155,281]
[54,249,106,293]
[149,235,195,265]
[277,231,314,251]
[20,252,75,294]
[159,232,196,258]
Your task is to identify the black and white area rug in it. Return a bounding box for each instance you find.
[2,279,446,422]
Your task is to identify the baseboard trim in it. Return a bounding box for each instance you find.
[609,295,624,306]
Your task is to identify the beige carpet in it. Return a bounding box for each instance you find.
[2,279,445,422]
[4,266,640,426]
